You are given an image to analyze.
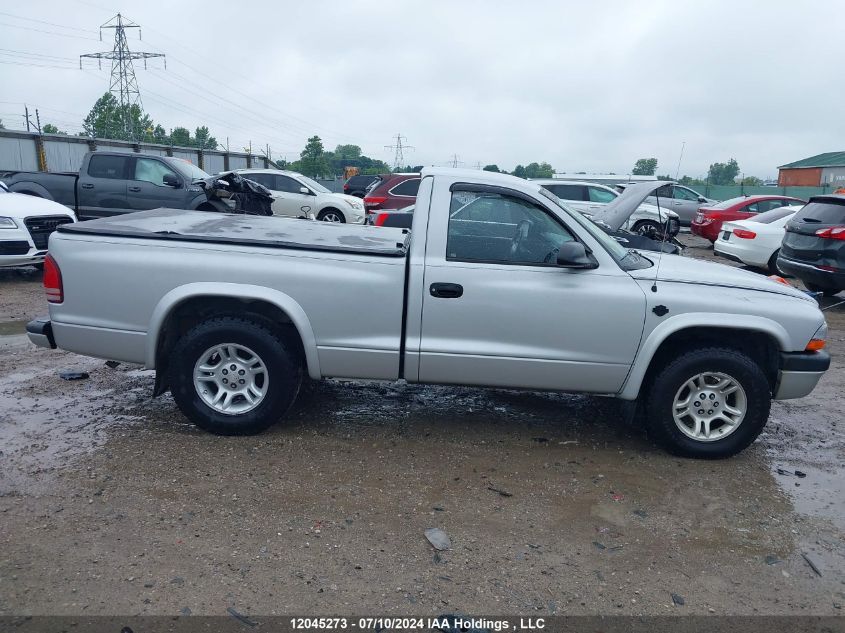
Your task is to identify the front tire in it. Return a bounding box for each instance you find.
[317,208,345,223]
[644,347,771,458]
[632,220,662,237]
[169,317,302,435]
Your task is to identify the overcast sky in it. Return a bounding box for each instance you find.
[1,0,841,178]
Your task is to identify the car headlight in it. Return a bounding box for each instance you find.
[0,216,18,229]
[347,199,363,210]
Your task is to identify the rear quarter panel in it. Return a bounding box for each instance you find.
[47,230,407,379]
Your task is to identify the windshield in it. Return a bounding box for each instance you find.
[296,174,331,194]
[536,187,649,269]
[165,158,211,181]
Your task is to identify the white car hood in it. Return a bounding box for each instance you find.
[594,181,674,230]
[629,252,812,301]
[0,192,75,219]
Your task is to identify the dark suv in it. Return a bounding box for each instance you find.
[363,173,421,213]
[778,194,845,296]
[343,174,380,198]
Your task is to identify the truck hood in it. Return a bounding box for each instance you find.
[628,252,813,301]
[594,181,674,230]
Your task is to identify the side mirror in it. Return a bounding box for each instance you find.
[299,186,313,195]
[556,242,598,269]
[698,196,707,203]
[163,173,180,188]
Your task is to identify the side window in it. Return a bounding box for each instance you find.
[587,186,616,203]
[242,173,273,189]
[276,176,304,193]
[654,184,674,199]
[765,199,789,211]
[390,178,421,197]
[134,158,178,186]
[674,187,700,201]
[446,190,576,264]
[744,202,759,213]
[545,184,586,201]
[88,154,129,180]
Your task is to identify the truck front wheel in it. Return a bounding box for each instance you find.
[169,317,302,435]
[644,347,771,458]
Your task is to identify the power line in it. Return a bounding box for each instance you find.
[0,21,99,40]
[385,134,413,170]
[81,13,165,140]
[0,10,98,34]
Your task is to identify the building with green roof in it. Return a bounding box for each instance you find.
[778,152,845,187]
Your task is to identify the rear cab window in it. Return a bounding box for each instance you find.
[88,154,129,179]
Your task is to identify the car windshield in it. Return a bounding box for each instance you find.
[164,158,211,181]
[536,187,651,269]
[297,174,331,194]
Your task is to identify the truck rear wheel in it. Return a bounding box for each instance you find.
[169,317,302,435]
[644,347,770,458]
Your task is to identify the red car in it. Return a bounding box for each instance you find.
[363,173,421,213]
[691,195,805,242]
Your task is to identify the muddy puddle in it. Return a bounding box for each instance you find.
[0,320,27,336]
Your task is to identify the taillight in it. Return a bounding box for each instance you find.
[815,226,845,241]
[733,229,757,239]
[363,196,387,209]
[373,212,389,227]
[343,183,349,191]
[43,253,63,303]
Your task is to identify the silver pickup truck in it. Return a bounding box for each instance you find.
[27,168,830,458]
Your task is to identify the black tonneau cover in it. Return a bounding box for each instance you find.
[58,208,409,257]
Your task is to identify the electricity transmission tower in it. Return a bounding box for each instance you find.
[385,133,413,170]
[448,154,462,168]
[80,14,165,140]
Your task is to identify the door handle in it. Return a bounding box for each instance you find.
[430,283,463,298]
[672,201,682,205]
[128,186,141,192]
[80,183,94,189]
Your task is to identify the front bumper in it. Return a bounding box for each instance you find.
[777,255,845,291]
[774,350,830,399]
[26,317,56,349]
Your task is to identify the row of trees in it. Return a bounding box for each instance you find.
[639,156,754,186]
[281,136,391,178]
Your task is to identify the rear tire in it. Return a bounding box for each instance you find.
[805,282,841,297]
[318,208,345,223]
[169,317,302,435]
[767,249,784,275]
[644,347,771,458]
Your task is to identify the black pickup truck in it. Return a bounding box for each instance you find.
[1,151,230,220]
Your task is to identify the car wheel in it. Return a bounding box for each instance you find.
[317,208,345,223]
[767,249,784,275]
[644,346,770,458]
[632,220,662,237]
[169,317,302,435]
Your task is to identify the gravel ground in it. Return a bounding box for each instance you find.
[0,234,843,618]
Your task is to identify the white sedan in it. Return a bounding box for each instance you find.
[233,169,366,223]
[0,182,76,268]
[714,205,802,274]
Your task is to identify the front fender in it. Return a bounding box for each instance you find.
[188,194,229,212]
[146,282,321,379]
[618,312,791,400]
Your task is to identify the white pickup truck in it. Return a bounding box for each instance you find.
[27,169,830,458]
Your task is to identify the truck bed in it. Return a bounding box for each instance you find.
[58,208,410,257]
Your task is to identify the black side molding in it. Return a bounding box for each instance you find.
[779,350,830,372]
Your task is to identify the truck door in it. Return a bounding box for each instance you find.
[127,157,186,210]
[414,181,646,394]
[77,154,131,219]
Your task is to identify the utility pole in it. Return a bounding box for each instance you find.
[385,133,413,171]
[80,13,165,141]
[449,154,462,168]
[24,105,30,132]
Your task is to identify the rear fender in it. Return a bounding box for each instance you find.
[146,282,321,380]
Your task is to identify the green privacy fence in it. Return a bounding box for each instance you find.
[696,184,839,202]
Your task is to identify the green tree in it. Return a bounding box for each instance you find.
[194,125,217,150]
[299,135,329,178]
[512,165,527,178]
[170,127,192,147]
[632,157,658,176]
[707,158,740,185]
[741,175,762,186]
[82,92,153,141]
[483,164,500,172]
[42,123,67,134]
[152,125,168,144]
[523,162,554,178]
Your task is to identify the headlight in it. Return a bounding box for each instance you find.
[347,199,363,210]
[0,216,18,229]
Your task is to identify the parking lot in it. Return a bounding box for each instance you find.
[0,234,843,617]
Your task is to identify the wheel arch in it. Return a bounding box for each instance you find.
[147,283,321,395]
[8,181,54,200]
[317,205,345,221]
[619,314,788,400]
